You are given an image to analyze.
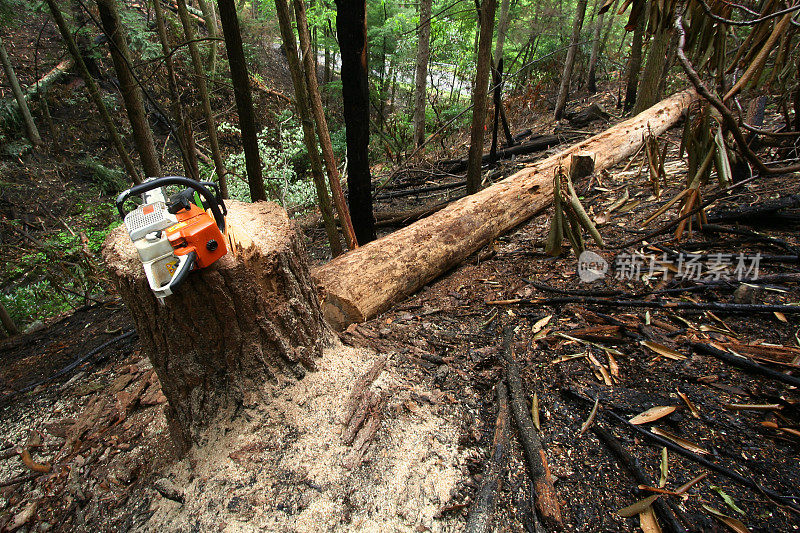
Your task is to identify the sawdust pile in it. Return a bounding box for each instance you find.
[145,343,469,532]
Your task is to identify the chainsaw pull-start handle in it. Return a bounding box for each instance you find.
[116,176,226,233]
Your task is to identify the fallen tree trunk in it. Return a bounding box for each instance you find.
[4,58,74,113]
[441,133,576,173]
[312,89,697,329]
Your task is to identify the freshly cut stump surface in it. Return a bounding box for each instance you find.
[102,200,328,453]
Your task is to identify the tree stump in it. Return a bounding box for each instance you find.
[102,201,329,454]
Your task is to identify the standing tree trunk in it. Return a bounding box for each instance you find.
[494,0,511,66]
[176,0,228,197]
[0,300,19,337]
[587,0,604,93]
[216,0,267,202]
[335,0,376,244]
[153,0,200,181]
[465,0,497,195]
[412,0,433,147]
[554,0,588,120]
[0,36,42,146]
[103,201,329,454]
[45,0,141,183]
[623,5,647,112]
[294,0,358,251]
[634,25,672,114]
[196,0,219,75]
[274,0,343,256]
[96,0,161,178]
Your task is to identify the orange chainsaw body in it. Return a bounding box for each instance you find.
[164,203,227,269]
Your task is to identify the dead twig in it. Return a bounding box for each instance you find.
[689,341,800,388]
[465,382,511,533]
[490,296,800,315]
[502,325,564,530]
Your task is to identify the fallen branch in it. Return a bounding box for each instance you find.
[502,326,563,530]
[564,389,800,514]
[591,423,687,533]
[465,381,510,533]
[689,341,800,389]
[489,296,800,315]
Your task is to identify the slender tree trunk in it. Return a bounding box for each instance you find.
[197,0,219,76]
[176,0,228,196]
[554,0,588,120]
[217,0,267,202]
[0,299,19,337]
[623,5,647,112]
[295,0,358,251]
[46,0,140,183]
[153,0,200,181]
[96,0,161,178]
[494,0,511,67]
[274,0,342,255]
[587,2,604,93]
[412,0,433,147]
[794,50,800,132]
[466,0,496,195]
[334,0,376,244]
[0,36,42,146]
[634,25,672,114]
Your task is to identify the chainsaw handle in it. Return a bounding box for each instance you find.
[116,177,226,233]
[169,250,196,291]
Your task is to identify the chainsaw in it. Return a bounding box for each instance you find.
[116,176,227,302]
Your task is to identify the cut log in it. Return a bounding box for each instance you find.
[312,90,698,329]
[441,133,576,173]
[102,201,329,454]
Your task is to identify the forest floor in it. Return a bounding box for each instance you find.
[2,89,800,532]
[2,11,800,532]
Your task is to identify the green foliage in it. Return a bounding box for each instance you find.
[78,157,128,195]
[206,114,317,209]
[1,280,82,327]
[119,5,161,62]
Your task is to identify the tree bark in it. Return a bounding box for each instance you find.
[153,0,200,181]
[412,0,433,147]
[0,36,42,146]
[334,0,376,244]
[312,90,698,329]
[554,0,588,120]
[0,300,18,337]
[176,0,228,197]
[216,0,267,202]
[587,2,604,93]
[45,0,141,184]
[634,25,672,114]
[274,0,343,256]
[623,4,647,112]
[466,0,497,195]
[294,0,358,251]
[196,0,219,75]
[96,0,161,178]
[102,201,329,454]
[493,0,511,67]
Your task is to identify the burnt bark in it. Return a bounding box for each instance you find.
[623,3,647,112]
[103,201,329,454]
[334,0,376,244]
[95,0,161,178]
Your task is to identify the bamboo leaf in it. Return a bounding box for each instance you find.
[641,340,687,360]
[658,447,668,488]
[617,495,660,518]
[711,485,745,516]
[703,505,752,533]
[630,405,676,425]
[651,427,710,455]
[639,506,663,533]
[531,392,540,431]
